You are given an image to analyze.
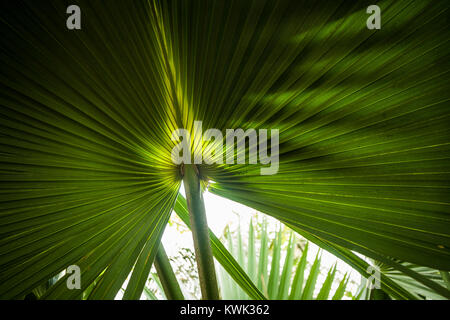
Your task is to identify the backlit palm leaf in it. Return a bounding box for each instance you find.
[0,0,449,299]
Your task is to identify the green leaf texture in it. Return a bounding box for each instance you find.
[1,0,449,299]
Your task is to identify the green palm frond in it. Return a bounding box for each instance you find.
[374,260,448,300]
[174,194,266,300]
[1,0,449,299]
[151,244,184,300]
[217,220,350,300]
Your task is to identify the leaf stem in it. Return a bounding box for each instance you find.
[182,164,220,300]
[154,244,184,300]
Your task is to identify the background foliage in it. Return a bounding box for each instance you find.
[0,0,449,299]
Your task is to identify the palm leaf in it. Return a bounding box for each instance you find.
[300,252,322,300]
[316,264,337,300]
[152,244,184,300]
[277,231,295,299]
[289,242,309,300]
[332,274,350,300]
[1,0,449,299]
[174,195,266,300]
[218,219,350,300]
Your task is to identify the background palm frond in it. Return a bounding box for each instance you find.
[0,0,449,299]
[217,219,350,300]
